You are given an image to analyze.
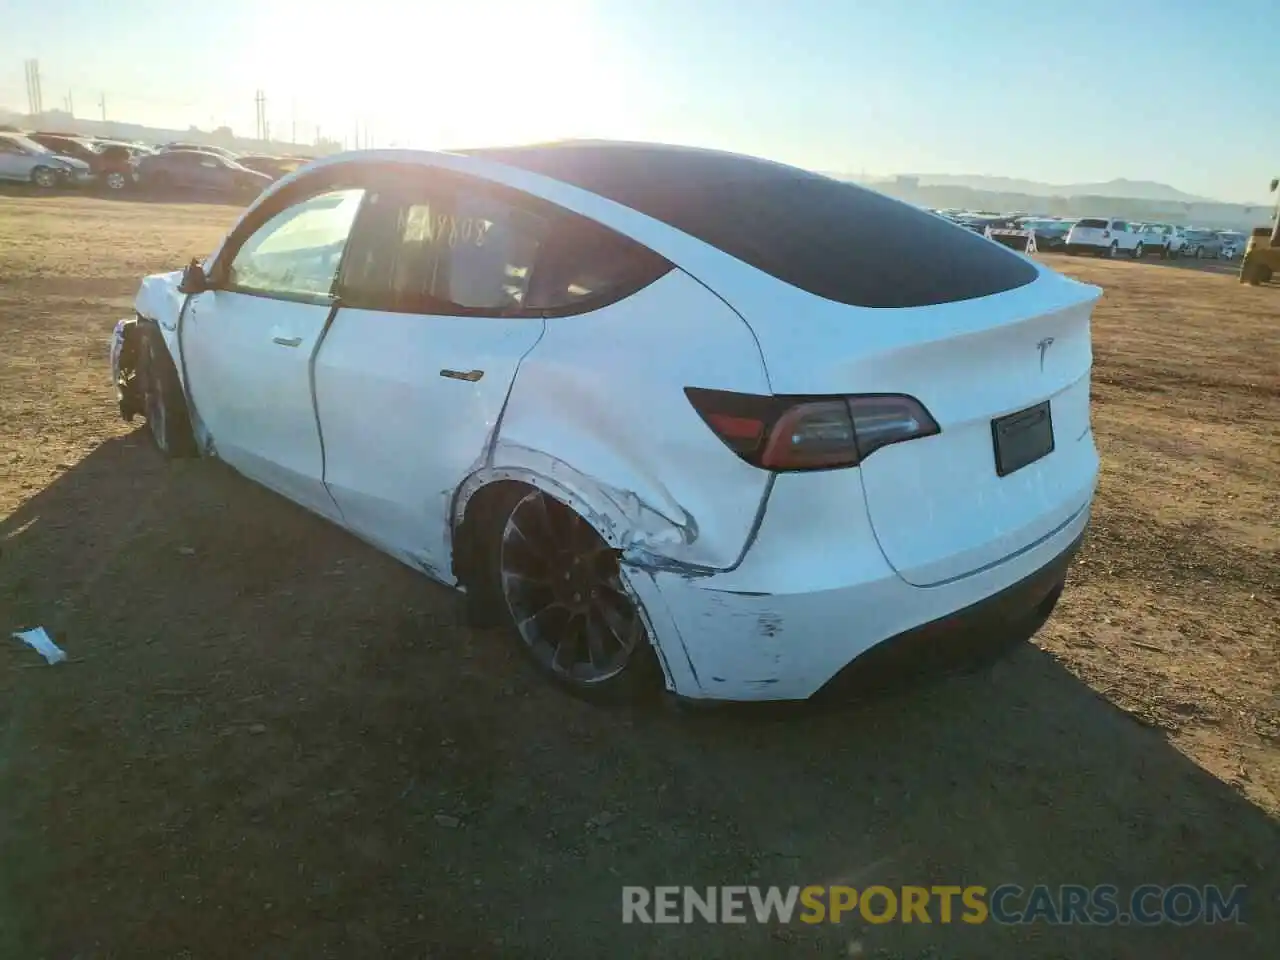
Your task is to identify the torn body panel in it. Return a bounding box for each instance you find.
[473,268,773,573]
[647,469,1093,701]
[452,458,707,698]
[133,270,187,377]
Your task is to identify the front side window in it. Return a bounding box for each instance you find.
[227,188,365,299]
[341,177,544,315]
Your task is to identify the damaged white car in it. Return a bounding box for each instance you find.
[112,142,1100,703]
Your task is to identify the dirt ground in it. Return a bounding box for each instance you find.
[1,193,1276,959]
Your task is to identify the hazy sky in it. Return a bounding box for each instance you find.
[1,0,1276,203]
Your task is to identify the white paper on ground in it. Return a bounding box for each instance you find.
[12,627,68,665]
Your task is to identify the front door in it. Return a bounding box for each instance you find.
[314,174,548,577]
[181,187,366,518]
[0,138,34,180]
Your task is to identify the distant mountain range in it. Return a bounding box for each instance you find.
[833,173,1220,204]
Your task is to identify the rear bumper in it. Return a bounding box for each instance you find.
[635,485,1093,702]
[815,530,1082,700]
[1064,242,1109,254]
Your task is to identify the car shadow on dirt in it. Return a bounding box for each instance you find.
[1,435,1277,960]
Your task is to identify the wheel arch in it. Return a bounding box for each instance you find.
[449,465,705,698]
[450,458,698,587]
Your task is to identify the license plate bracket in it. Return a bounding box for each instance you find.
[992,401,1054,477]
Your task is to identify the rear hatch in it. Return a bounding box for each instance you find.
[735,270,1098,585]
[1068,218,1111,245]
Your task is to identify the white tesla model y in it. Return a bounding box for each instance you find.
[112,141,1100,703]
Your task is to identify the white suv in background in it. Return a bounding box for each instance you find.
[1065,218,1143,258]
[1135,223,1189,259]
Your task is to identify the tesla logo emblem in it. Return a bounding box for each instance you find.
[1036,337,1055,371]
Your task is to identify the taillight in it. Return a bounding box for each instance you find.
[684,388,940,472]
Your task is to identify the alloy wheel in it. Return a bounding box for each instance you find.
[499,490,644,684]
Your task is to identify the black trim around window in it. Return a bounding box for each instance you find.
[205,160,676,319]
[216,285,340,307]
[331,163,674,321]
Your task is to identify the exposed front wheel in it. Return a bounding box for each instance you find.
[31,166,58,189]
[483,485,661,702]
[1132,243,1144,260]
[137,326,197,458]
[1108,242,1118,258]
[104,171,128,191]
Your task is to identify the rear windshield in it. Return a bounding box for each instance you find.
[465,144,1038,308]
[1076,218,1109,229]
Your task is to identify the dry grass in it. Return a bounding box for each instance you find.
[0,194,1277,959]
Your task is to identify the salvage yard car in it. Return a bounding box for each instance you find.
[1133,222,1188,259]
[27,132,140,191]
[1181,229,1224,259]
[111,142,1100,703]
[0,131,95,187]
[136,148,272,199]
[1064,217,1143,257]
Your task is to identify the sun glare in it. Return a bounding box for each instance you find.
[251,0,622,149]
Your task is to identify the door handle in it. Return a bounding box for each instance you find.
[440,369,484,382]
[272,336,303,347]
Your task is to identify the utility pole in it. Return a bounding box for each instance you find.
[24,59,44,116]
[291,99,297,145]
[65,91,74,117]
[254,89,267,141]
[99,92,106,122]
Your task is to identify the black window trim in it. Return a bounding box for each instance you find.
[208,169,371,307]
[331,162,673,321]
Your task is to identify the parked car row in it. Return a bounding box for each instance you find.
[930,208,1247,263]
[0,129,311,201]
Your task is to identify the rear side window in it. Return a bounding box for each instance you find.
[341,178,545,315]
[525,216,672,313]
[1076,218,1109,229]
[466,145,1038,308]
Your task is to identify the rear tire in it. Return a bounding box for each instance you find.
[1132,243,1143,260]
[476,484,663,704]
[137,325,197,458]
[1107,242,1118,258]
[104,171,128,191]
